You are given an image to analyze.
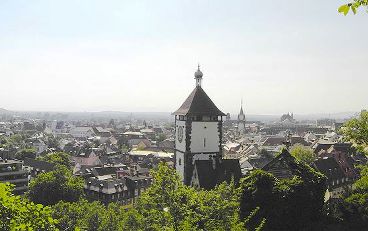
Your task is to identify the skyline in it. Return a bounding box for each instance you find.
[0,0,367,114]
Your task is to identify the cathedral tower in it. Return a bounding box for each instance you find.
[238,100,246,133]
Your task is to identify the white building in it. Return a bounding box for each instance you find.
[173,66,226,185]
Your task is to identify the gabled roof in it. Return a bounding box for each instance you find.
[262,150,295,179]
[24,158,55,172]
[193,159,241,190]
[173,86,225,116]
[314,157,345,181]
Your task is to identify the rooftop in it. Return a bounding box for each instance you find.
[173,86,225,116]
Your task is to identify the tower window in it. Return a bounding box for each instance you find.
[204,138,206,147]
[178,158,182,165]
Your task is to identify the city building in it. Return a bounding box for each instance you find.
[0,158,29,194]
[238,101,246,134]
[173,65,241,187]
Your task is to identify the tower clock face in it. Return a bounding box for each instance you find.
[238,114,245,121]
[178,126,184,143]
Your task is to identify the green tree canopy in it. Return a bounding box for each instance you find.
[335,165,368,229]
[0,183,57,230]
[136,162,255,230]
[38,151,72,168]
[341,110,368,154]
[240,164,327,230]
[51,199,138,231]
[28,165,84,206]
[289,144,316,165]
[15,147,37,160]
[339,1,368,15]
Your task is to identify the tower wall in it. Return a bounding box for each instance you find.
[190,121,220,153]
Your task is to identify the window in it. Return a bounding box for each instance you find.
[178,158,182,165]
[204,138,206,147]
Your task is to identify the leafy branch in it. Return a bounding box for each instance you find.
[338,0,368,15]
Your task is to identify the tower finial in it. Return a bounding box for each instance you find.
[194,63,203,87]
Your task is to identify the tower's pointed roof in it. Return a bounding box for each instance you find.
[239,99,244,115]
[173,86,225,116]
[239,106,244,115]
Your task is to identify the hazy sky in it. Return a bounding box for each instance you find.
[0,0,367,115]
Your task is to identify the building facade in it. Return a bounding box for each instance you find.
[0,159,29,194]
[238,101,246,134]
[173,66,241,187]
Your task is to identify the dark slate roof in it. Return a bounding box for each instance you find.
[194,159,241,190]
[24,158,55,172]
[92,166,117,177]
[262,149,304,179]
[263,136,310,146]
[314,143,354,155]
[173,86,225,116]
[314,157,345,182]
[262,150,295,179]
[85,177,127,194]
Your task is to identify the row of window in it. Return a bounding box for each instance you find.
[177,115,220,121]
[331,177,349,186]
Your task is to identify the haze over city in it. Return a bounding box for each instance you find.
[0,0,367,114]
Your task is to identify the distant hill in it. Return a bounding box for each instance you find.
[0,108,9,114]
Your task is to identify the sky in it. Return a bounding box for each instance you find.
[0,0,367,115]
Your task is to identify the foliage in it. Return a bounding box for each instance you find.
[341,110,368,155]
[335,165,368,228]
[47,135,60,149]
[27,165,84,206]
[339,0,368,15]
[51,199,139,231]
[0,134,24,150]
[289,144,316,165]
[239,165,327,230]
[136,162,253,230]
[157,133,167,142]
[121,144,130,153]
[15,147,37,160]
[38,151,72,168]
[0,183,57,230]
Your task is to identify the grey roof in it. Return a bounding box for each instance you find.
[194,159,241,190]
[173,86,225,116]
[262,149,298,179]
[85,177,127,194]
[314,157,346,182]
[23,158,55,172]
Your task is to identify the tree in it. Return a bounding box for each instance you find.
[239,162,327,230]
[157,133,167,142]
[28,165,84,206]
[341,110,368,155]
[339,1,368,15]
[289,144,316,165]
[0,183,57,230]
[15,147,37,160]
[51,199,143,231]
[39,151,72,168]
[335,165,368,229]
[136,162,254,230]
